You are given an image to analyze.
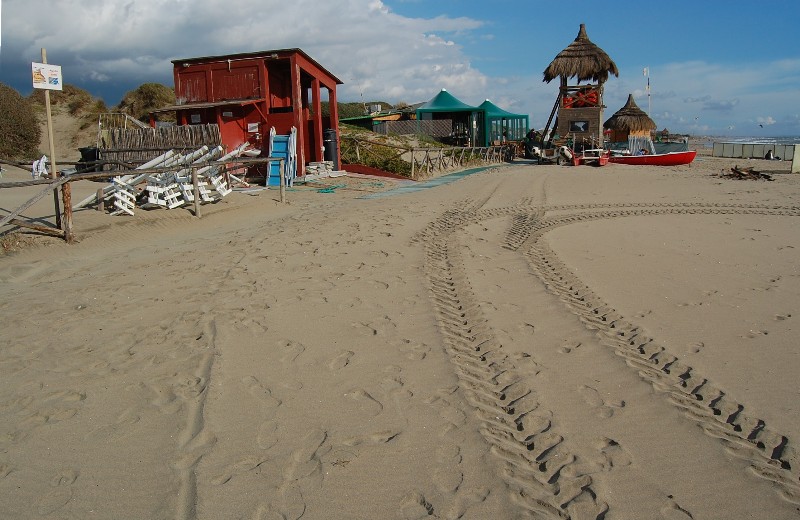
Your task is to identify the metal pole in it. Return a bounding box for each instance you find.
[42,48,62,230]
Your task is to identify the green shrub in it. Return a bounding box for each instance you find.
[28,84,94,115]
[116,83,175,123]
[339,127,412,176]
[0,83,42,160]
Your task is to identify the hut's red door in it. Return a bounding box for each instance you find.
[218,106,246,150]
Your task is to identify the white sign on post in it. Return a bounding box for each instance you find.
[32,62,63,91]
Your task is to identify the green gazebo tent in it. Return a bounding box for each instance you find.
[416,89,530,146]
[415,89,479,145]
[478,99,529,145]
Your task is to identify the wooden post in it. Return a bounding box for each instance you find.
[61,179,74,243]
[192,167,201,217]
[41,48,62,230]
[279,159,286,204]
[96,188,105,212]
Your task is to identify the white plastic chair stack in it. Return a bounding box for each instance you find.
[110,177,137,216]
[145,174,183,209]
[206,171,232,197]
[175,171,215,203]
[193,145,227,201]
[205,143,250,197]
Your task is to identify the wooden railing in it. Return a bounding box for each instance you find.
[0,157,280,244]
[341,136,511,180]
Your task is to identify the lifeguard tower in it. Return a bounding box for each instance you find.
[540,24,618,151]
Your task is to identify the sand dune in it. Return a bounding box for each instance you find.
[1,154,798,519]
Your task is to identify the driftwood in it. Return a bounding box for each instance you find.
[716,165,773,181]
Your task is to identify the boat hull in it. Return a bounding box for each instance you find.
[572,150,610,166]
[609,150,697,166]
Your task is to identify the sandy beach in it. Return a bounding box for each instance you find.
[1,152,799,519]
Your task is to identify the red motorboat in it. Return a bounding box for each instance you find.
[609,150,697,166]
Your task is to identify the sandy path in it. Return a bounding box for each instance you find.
[1,158,798,519]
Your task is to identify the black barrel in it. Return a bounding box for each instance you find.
[77,146,100,172]
[323,129,338,167]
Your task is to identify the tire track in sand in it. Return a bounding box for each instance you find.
[415,199,608,520]
[417,199,800,518]
[515,203,800,506]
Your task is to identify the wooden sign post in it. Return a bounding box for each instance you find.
[32,49,68,236]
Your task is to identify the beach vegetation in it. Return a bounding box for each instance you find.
[340,124,412,176]
[116,83,176,123]
[0,231,39,255]
[0,83,42,160]
[28,84,109,131]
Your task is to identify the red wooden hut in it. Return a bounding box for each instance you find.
[152,48,342,177]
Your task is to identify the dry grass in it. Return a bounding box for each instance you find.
[0,231,39,256]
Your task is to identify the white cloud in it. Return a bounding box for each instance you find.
[4,0,799,136]
[4,0,487,104]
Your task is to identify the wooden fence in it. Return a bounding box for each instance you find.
[98,124,222,169]
[0,157,280,244]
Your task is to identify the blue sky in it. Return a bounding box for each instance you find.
[2,0,798,136]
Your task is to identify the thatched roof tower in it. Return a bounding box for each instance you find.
[543,24,619,84]
[538,24,619,150]
[604,94,656,137]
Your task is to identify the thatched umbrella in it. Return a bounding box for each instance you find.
[543,24,619,84]
[604,94,657,151]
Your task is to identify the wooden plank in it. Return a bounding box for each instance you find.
[9,218,64,237]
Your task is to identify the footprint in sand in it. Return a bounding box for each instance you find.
[269,482,307,520]
[380,371,414,401]
[661,497,694,519]
[355,316,397,336]
[594,437,632,470]
[401,341,430,361]
[558,341,582,354]
[257,420,280,450]
[37,469,78,515]
[83,407,141,441]
[445,488,490,519]
[341,430,400,447]
[345,389,384,416]
[689,341,704,354]
[279,340,306,363]
[211,457,268,486]
[327,350,354,370]
[433,443,463,494]
[774,313,792,321]
[241,376,282,409]
[400,490,434,520]
[0,462,13,479]
[284,429,328,482]
[578,385,624,418]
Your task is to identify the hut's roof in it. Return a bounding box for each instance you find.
[477,99,526,119]
[543,24,619,84]
[416,89,477,113]
[603,94,657,132]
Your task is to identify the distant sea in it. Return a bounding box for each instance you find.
[693,136,800,149]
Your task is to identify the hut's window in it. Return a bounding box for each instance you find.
[569,120,589,132]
